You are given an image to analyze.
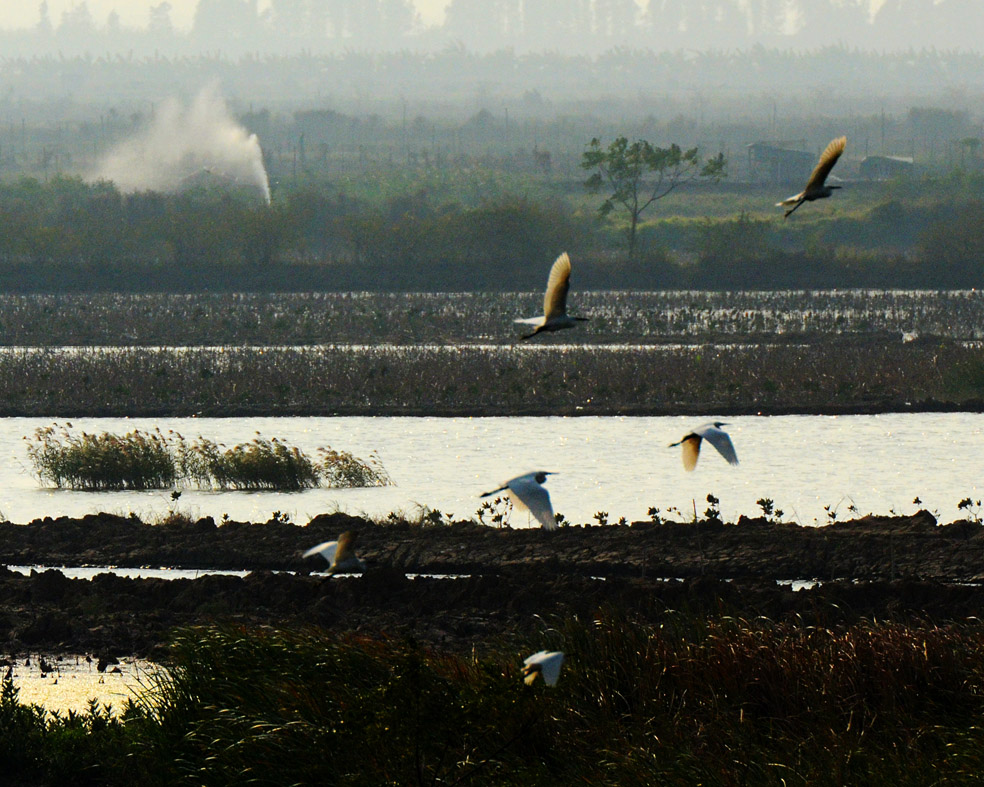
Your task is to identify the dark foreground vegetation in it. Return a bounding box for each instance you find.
[9,614,984,784]
[62,621,984,784]
[3,511,984,783]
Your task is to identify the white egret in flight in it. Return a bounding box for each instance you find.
[522,650,565,686]
[516,252,588,340]
[302,530,366,574]
[481,471,557,530]
[776,136,847,218]
[669,422,739,471]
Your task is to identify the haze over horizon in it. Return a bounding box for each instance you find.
[0,0,981,54]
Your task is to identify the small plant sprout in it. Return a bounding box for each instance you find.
[648,507,661,524]
[522,650,565,686]
[476,496,514,528]
[704,494,721,521]
[756,498,785,524]
[593,511,609,526]
[554,512,570,528]
[957,498,983,524]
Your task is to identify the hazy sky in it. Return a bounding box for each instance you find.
[0,1,454,30]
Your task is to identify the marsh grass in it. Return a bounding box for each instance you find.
[26,425,176,490]
[178,435,321,491]
[3,339,979,417]
[122,616,984,785]
[27,425,390,491]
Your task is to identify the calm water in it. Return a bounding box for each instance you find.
[1,414,981,528]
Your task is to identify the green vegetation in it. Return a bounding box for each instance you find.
[10,615,984,785]
[582,136,726,254]
[26,425,176,491]
[1,171,984,291]
[26,426,391,491]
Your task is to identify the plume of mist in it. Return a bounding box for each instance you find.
[92,85,271,203]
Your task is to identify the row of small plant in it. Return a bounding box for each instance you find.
[25,424,391,491]
[0,290,981,346]
[9,614,984,784]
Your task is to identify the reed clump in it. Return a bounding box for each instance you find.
[178,435,321,491]
[26,425,176,490]
[27,425,390,491]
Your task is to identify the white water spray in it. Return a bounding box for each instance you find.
[92,85,271,204]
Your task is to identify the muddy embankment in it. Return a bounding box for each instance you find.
[4,510,984,657]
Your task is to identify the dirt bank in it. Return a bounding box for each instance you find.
[3,511,984,657]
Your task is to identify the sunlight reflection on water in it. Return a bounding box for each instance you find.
[0,413,980,527]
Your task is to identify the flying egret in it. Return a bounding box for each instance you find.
[669,422,739,471]
[776,136,847,218]
[302,530,366,574]
[516,252,588,340]
[481,471,557,530]
[522,650,565,686]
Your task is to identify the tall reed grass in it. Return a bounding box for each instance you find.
[27,425,391,491]
[2,339,979,416]
[125,616,984,785]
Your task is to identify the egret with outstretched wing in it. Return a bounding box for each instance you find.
[669,422,739,471]
[777,136,847,218]
[482,471,557,530]
[516,252,588,340]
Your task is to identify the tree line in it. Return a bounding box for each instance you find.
[0,171,982,292]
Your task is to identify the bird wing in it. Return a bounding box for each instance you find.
[702,428,739,466]
[523,651,564,686]
[303,540,338,564]
[542,252,572,321]
[804,136,846,191]
[680,434,701,472]
[332,531,357,568]
[538,652,564,686]
[508,477,556,530]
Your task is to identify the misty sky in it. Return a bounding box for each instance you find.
[0,1,449,29]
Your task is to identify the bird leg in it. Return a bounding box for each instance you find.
[783,199,805,219]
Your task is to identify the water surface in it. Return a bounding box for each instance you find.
[2,414,980,527]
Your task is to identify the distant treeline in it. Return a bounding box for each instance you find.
[1,174,984,292]
[1,0,981,57]
[1,47,984,109]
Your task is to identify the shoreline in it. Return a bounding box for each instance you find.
[0,397,981,419]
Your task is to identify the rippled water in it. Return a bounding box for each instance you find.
[1,413,982,527]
